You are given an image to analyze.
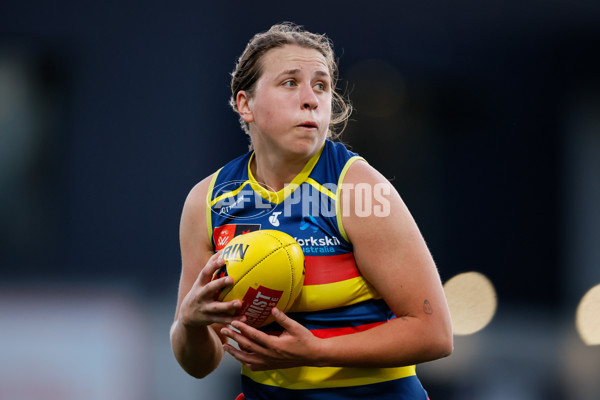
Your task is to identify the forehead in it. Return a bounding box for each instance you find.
[260,44,330,76]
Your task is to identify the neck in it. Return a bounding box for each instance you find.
[250,151,313,192]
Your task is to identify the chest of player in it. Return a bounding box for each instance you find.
[211,182,349,255]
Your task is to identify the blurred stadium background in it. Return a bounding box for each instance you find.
[1,1,599,399]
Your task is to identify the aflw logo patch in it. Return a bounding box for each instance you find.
[216,235,230,249]
[213,224,260,250]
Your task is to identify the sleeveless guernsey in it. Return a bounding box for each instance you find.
[206,140,428,400]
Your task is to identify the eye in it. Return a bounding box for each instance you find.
[283,80,297,88]
[314,81,329,92]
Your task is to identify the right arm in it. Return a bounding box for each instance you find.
[170,175,245,378]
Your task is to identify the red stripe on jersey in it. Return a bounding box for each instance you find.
[264,321,386,339]
[310,321,386,338]
[303,253,361,285]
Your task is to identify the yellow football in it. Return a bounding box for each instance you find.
[213,229,305,327]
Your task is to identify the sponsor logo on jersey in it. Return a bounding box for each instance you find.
[295,215,341,254]
[269,211,282,227]
[294,234,341,254]
[299,215,319,233]
[213,224,260,250]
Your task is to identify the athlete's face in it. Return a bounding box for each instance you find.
[237,45,332,158]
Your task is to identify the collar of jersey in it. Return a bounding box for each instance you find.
[246,144,324,205]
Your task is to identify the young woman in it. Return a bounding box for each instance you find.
[170,22,453,399]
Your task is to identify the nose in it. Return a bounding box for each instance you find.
[300,85,318,110]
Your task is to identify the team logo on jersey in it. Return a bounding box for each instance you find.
[213,224,260,250]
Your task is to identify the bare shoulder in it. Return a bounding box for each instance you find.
[340,159,411,240]
[340,160,441,317]
[343,158,389,185]
[180,173,217,253]
[182,174,215,216]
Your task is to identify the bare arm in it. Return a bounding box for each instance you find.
[314,160,453,366]
[170,175,245,378]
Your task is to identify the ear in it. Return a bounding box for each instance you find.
[236,90,254,123]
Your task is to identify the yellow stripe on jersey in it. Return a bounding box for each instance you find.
[209,180,247,207]
[247,144,325,205]
[208,145,337,212]
[242,364,416,390]
[205,169,221,243]
[335,156,366,243]
[305,177,337,200]
[289,275,381,313]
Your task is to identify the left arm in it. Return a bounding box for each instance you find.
[221,161,453,370]
[312,160,453,367]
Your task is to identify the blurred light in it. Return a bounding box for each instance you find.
[0,53,39,191]
[443,271,497,335]
[576,283,600,345]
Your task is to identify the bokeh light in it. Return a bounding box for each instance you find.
[575,284,600,345]
[443,271,497,335]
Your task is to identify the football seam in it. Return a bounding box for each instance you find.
[234,246,282,288]
[281,244,295,311]
[228,231,299,314]
[264,231,297,311]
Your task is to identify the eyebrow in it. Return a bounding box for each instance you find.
[277,69,330,80]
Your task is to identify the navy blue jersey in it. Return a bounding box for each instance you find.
[206,140,427,399]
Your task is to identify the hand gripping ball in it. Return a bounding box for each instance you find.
[213,229,305,327]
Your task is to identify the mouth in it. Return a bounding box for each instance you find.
[297,121,318,129]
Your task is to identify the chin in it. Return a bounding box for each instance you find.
[289,137,323,157]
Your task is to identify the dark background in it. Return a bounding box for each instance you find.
[1,1,599,399]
